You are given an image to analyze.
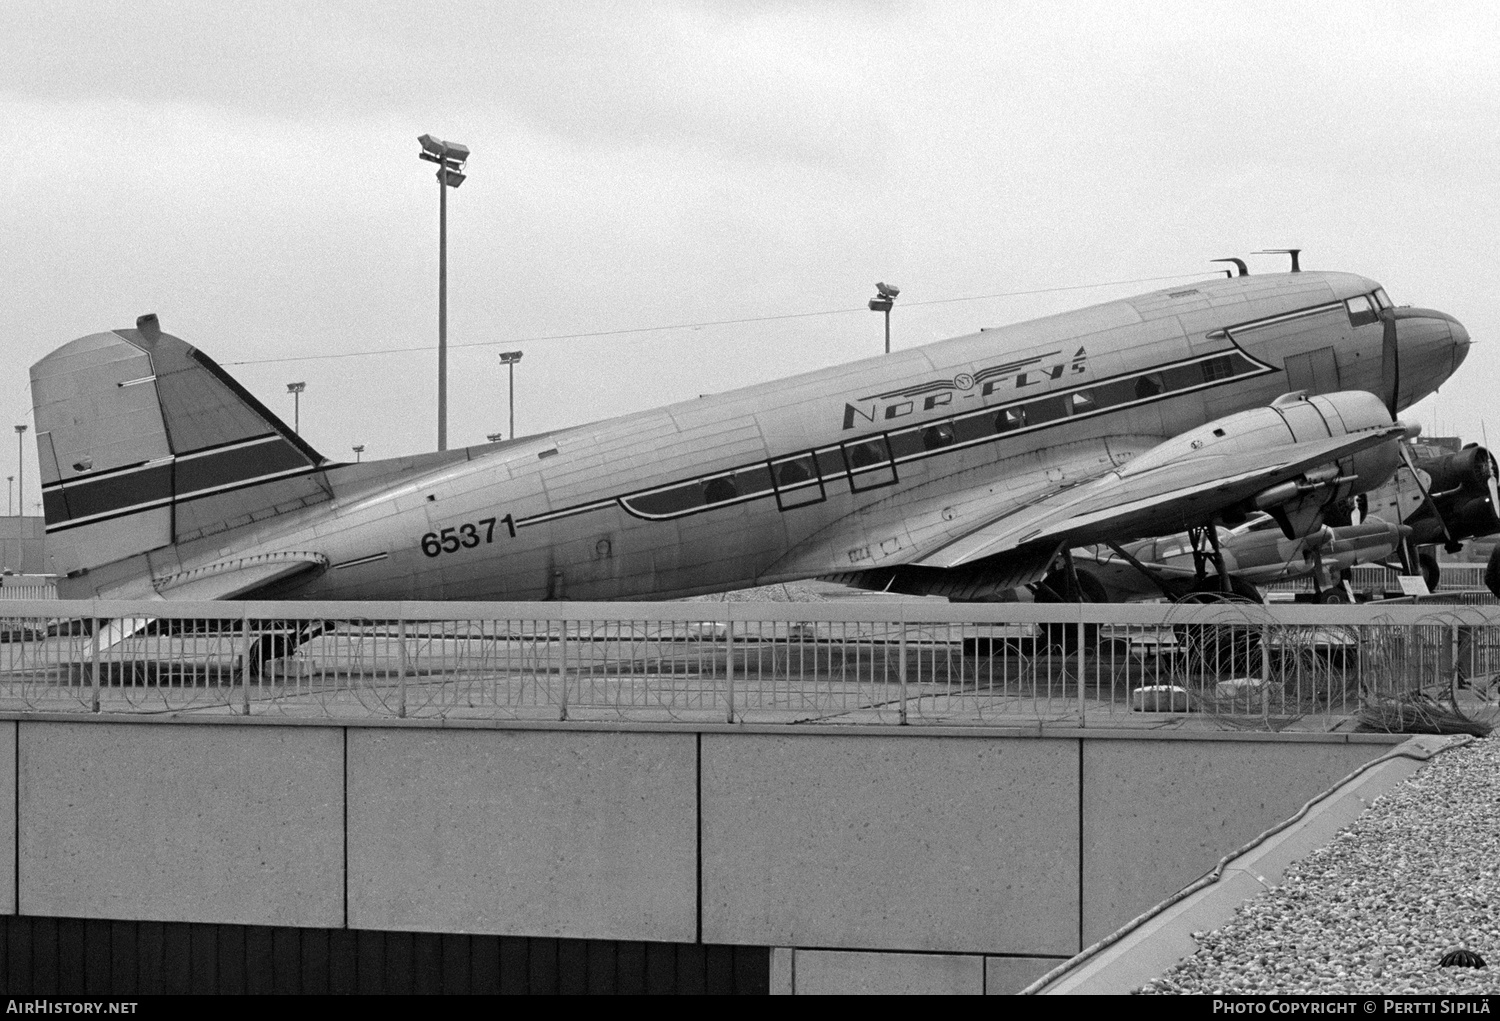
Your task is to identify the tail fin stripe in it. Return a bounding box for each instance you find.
[174,436,307,492]
[42,435,311,530]
[54,462,174,521]
[44,463,319,533]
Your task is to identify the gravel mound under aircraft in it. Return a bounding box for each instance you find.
[31,264,1469,607]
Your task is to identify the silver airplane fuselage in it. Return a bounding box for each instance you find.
[48,270,1470,601]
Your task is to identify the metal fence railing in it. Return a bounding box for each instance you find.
[0,577,57,601]
[1262,563,1493,600]
[0,599,1496,731]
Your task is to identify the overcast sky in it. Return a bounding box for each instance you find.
[3,1,1497,512]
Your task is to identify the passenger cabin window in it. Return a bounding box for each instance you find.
[1346,294,1379,328]
[921,423,955,450]
[622,349,1267,521]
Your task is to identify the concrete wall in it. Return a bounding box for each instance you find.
[702,733,1079,955]
[347,728,697,942]
[19,722,342,927]
[1080,737,1384,945]
[0,716,1402,990]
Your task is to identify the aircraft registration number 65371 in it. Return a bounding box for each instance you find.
[420,515,516,557]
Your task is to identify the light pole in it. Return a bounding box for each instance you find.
[352,444,364,463]
[5,476,11,516]
[418,133,470,452]
[868,282,900,354]
[14,426,26,518]
[498,350,523,440]
[286,382,306,434]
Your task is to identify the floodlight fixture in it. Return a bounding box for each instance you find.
[14,425,26,519]
[868,282,900,354]
[498,350,523,440]
[486,433,504,443]
[286,382,306,434]
[419,132,472,451]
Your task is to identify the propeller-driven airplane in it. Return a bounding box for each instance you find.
[31,261,1469,611]
[1065,513,1407,604]
[1359,441,1500,595]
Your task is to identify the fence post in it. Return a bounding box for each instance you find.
[1451,622,1461,707]
[558,619,569,722]
[1076,614,1086,728]
[239,609,251,716]
[725,617,736,724]
[1260,623,1271,724]
[90,618,101,713]
[397,617,408,719]
[897,615,908,726]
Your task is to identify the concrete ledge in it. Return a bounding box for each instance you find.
[0,710,1412,744]
[1039,735,1462,994]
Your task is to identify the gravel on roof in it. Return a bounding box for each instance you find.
[1140,735,1500,995]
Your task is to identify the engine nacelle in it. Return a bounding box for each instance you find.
[1122,390,1401,540]
[1425,444,1495,495]
[1406,445,1500,545]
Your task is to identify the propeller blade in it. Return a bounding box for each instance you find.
[1380,312,1400,417]
[1487,452,1500,528]
[1399,441,1461,553]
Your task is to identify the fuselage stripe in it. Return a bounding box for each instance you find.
[508,343,1276,528]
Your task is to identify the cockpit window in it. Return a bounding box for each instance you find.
[1345,294,1379,328]
[1373,288,1392,310]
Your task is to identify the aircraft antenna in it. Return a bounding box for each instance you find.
[1210,258,1248,278]
[1254,249,1302,272]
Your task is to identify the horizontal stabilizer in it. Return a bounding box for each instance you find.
[151,551,329,601]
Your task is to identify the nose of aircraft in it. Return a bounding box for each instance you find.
[1389,307,1471,408]
[1450,316,1472,371]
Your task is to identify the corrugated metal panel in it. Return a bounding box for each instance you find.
[0,916,770,995]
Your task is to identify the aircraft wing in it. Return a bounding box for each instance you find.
[908,425,1406,570]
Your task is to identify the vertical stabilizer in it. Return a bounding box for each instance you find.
[31,318,329,580]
